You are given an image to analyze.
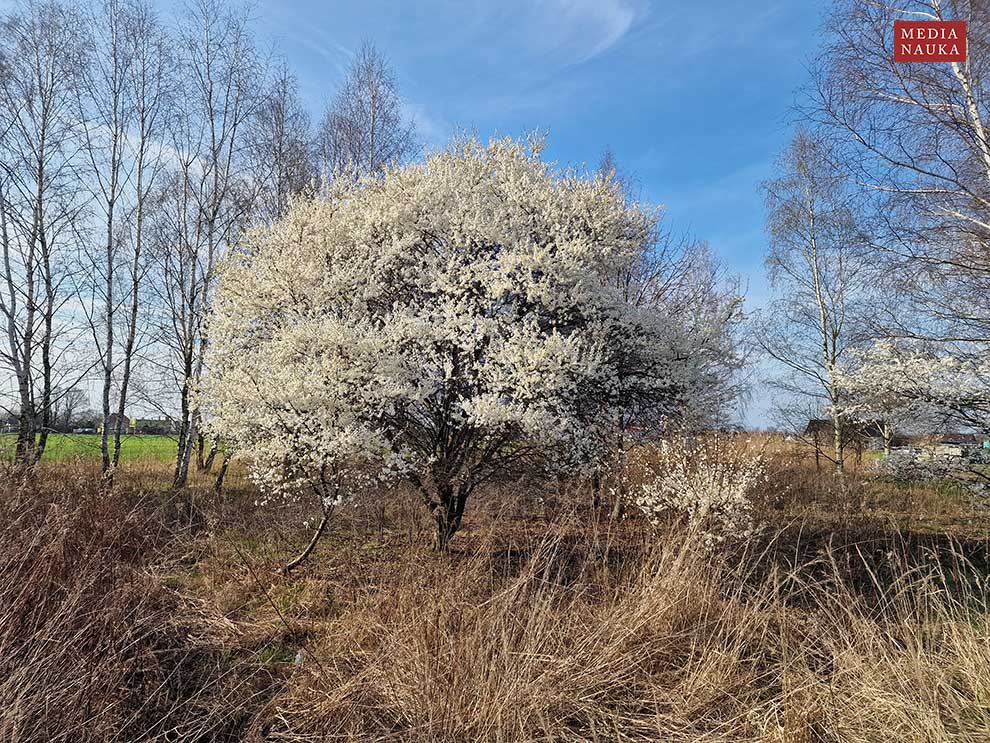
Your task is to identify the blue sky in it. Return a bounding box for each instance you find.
[252,0,826,303]
[0,0,825,425]
[243,0,828,425]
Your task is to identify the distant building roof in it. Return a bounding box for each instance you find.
[804,419,830,435]
[937,433,982,446]
[804,419,885,437]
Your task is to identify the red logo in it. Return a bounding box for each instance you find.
[894,21,966,62]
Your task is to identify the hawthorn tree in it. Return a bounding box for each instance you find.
[838,340,990,438]
[203,136,726,551]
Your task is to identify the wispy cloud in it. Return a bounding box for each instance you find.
[530,0,641,64]
[262,3,354,80]
[402,100,454,150]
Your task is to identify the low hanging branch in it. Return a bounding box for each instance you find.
[283,503,335,573]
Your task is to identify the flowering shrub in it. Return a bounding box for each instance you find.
[632,437,765,548]
[202,135,730,548]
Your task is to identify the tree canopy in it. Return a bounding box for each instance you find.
[203,135,734,547]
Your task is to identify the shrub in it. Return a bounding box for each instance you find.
[631,436,764,548]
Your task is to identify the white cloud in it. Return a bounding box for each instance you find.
[402,100,454,149]
[526,0,641,64]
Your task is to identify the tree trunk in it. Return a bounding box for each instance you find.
[100,200,115,479]
[590,469,602,509]
[113,111,148,484]
[1,202,34,470]
[832,416,844,474]
[610,433,627,521]
[15,407,35,468]
[198,437,217,472]
[435,512,460,552]
[36,222,55,466]
[212,451,232,495]
[434,483,467,552]
[173,370,196,489]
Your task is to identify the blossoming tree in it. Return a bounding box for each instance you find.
[837,341,990,437]
[834,342,930,457]
[202,136,725,551]
[836,341,990,486]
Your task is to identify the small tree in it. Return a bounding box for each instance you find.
[203,136,715,551]
[838,340,990,439]
[759,128,873,473]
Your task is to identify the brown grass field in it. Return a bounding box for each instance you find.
[3,439,990,742]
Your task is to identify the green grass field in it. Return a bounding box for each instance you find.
[0,433,177,462]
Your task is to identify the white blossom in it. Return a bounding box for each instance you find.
[836,340,990,436]
[201,135,729,545]
[630,437,764,549]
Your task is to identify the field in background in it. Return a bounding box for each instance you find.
[3,436,990,742]
[0,432,177,462]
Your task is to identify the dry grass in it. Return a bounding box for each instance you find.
[0,466,280,742]
[263,525,990,742]
[2,452,990,741]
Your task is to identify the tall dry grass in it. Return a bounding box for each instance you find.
[0,467,277,742]
[262,520,990,742]
[2,457,990,741]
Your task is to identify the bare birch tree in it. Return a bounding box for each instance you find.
[114,0,172,473]
[808,0,990,414]
[153,0,260,490]
[78,0,173,483]
[316,41,417,179]
[0,0,88,467]
[247,61,314,223]
[78,0,133,478]
[759,128,872,472]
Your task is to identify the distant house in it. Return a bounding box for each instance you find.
[96,413,130,434]
[929,433,985,459]
[886,433,990,469]
[134,418,178,435]
[96,414,177,435]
